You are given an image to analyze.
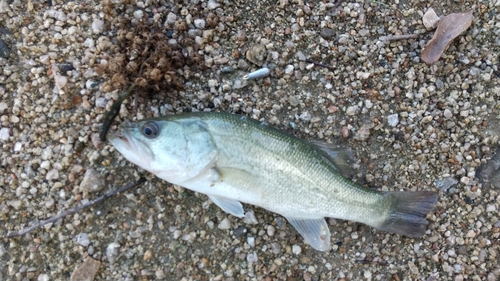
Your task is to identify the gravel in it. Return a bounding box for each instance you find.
[1,0,500,280]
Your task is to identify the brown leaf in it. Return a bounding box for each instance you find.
[421,10,473,64]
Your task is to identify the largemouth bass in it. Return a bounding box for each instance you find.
[109,112,438,251]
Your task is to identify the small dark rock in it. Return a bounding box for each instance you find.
[58,63,74,74]
[0,39,10,58]
[233,225,247,238]
[0,27,11,35]
[320,27,335,40]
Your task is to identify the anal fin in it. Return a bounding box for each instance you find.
[286,217,331,251]
[208,195,245,218]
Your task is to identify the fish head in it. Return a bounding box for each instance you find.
[109,117,217,184]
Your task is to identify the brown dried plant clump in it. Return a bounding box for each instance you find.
[97,0,206,98]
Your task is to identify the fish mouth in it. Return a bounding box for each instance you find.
[108,126,154,167]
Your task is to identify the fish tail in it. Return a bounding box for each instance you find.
[377,191,438,237]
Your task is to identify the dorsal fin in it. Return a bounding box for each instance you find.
[308,140,357,179]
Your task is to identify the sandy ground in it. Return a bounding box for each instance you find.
[1,0,500,280]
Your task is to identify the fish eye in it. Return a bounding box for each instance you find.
[141,121,160,139]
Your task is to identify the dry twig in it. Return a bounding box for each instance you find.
[4,178,146,238]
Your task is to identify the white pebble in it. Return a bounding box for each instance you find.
[486,204,496,212]
[387,113,399,127]
[164,12,177,26]
[444,108,453,119]
[14,142,22,151]
[67,26,78,35]
[37,273,49,281]
[46,169,59,180]
[246,252,258,264]
[207,0,220,10]
[356,71,371,79]
[364,100,373,109]
[54,75,67,89]
[95,97,107,108]
[422,8,439,30]
[243,209,258,224]
[133,10,143,19]
[76,233,90,247]
[247,236,255,247]
[92,18,104,34]
[83,38,95,48]
[194,19,206,29]
[80,169,104,192]
[106,242,120,263]
[0,101,7,113]
[292,245,302,255]
[0,128,9,140]
[284,65,294,75]
[460,176,470,185]
[267,225,275,236]
[41,147,53,160]
[40,160,51,169]
[218,218,231,229]
[346,105,358,116]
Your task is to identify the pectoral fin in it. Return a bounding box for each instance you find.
[286,217,331,251]
[208,195,245,218]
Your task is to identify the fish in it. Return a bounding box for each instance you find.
[109,112,438,251]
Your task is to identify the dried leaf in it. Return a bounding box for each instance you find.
[421,10,473,64]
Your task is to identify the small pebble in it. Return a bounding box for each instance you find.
[70,257,101,281]
[106,243,120,264]
[54,75,67,89]
[234,225,247,237]
[207,0,220,10]
[38,274,49,281]
[247,236,255,247]
[91,19,104,34]
[422,8,440,30]
[46,169,59,180]
[0,101,7,113]
[0,128,9,140]
[267,225,275,236]
[143,249,153,261]
[218,218,231,229]
[320,27,335,40]
[292,245,302,255]
[246,252,258,264]
[79,169,104,192]
[387,114,399,127]
[133,10,143,19]
[243,209,258,224]
[76,233,90,247]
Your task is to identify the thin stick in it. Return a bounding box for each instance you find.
[99,83,136,142]
[305,59,336,71]
[4,178,147,238]
[333,0,345,10]
[379,34,419,43]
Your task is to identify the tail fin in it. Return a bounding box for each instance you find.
[377,191,438,237]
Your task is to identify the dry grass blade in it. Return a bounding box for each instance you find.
[421,10,473,64]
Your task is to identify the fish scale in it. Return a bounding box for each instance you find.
[110,112,438,251]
